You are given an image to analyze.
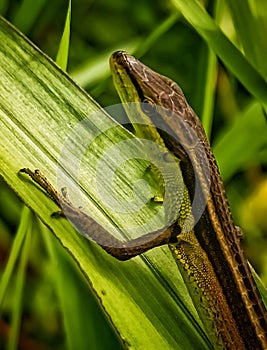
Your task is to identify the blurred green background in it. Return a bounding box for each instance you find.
[0,0,267,349]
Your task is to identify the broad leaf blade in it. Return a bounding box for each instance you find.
[0,16,210,349]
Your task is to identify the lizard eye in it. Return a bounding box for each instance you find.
[141,97,156,115]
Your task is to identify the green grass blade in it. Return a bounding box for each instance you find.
[134,13,180,58]
[171,0,267,106]
[251,264,267,309]
[56,0,71,71]
[70,40,139,88]
[194,0,225,139]
[225,0,267,77]
[0,206,28,310]
[213,102,267,181]
[7,207,32,350]
[197,47,217,140]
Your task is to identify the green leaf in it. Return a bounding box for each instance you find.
[0,206,29,310]
[225,0,267,77]
[0,16,210,349]
[213,102,267,182]
[8,207,32,350]
[171,0,267,106]
[56,0,71,71]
